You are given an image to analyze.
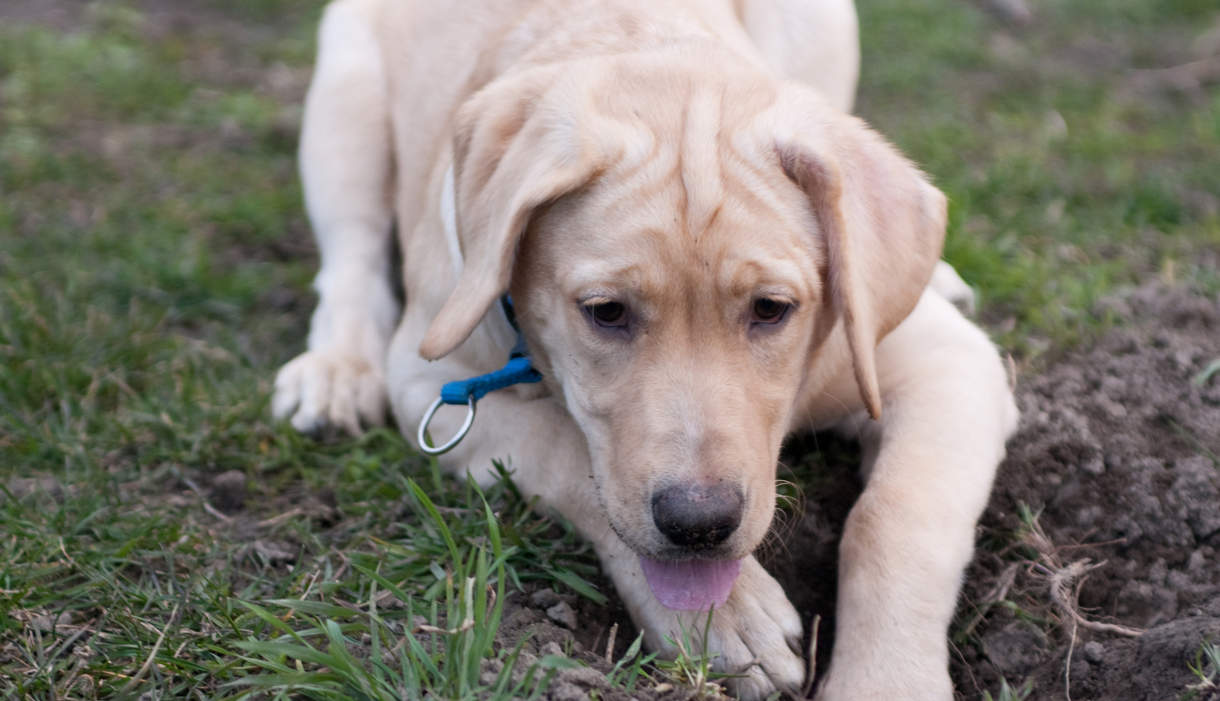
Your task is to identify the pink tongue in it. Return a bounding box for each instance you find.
[638,557,742,611]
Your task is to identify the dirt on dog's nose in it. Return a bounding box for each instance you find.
[651,483,743,549]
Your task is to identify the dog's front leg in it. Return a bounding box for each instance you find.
[816,292,1018,701]
[272,1,398,435]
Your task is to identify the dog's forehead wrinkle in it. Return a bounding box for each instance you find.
[562,256,647,296]
[573,176,818,301]
[558,228,814,319]
[591,66,779,241]
[679,84,726,240]
[722,256,802,298]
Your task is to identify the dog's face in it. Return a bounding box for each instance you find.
[420,52,945,579]
[508,123,824,560]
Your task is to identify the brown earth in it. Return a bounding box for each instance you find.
[498,283,1220,700]
[958,284,1220,701]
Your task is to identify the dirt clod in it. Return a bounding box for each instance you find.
[546,601,578,630]
[210,469,247,513]
[982,620,1050,679]
[531,588,562,609]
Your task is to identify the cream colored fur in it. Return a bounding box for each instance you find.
[272,1,1018,698]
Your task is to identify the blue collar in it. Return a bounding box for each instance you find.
[417,295,542,455]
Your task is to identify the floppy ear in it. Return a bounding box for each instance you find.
[772,93,946,419]
[418,69,606,360]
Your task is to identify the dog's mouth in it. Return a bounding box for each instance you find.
[638,556,742,610]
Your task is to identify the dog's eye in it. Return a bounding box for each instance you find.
[585,301,627,328]
[751,298,790,325]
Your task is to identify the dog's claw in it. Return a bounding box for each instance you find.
[272,350,386,436]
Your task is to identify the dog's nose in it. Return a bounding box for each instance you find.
[651,483,744,549]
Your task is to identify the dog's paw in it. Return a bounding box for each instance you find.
[272,350,386,435]
[642,557,804,700]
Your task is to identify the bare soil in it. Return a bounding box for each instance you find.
[958,283,1220,701]
[502,283,1220,700]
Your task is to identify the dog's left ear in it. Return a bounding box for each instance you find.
[771,90,946,419]
[419,68,608,360]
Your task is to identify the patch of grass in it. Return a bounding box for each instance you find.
[0,23,190,128]
[604,630,657,693]
[228,477,569,700]
[1183,640,1220,700]
[983,677,1033,701]
[857,0,1220,358]
[1194,358,1220,388]
[1,432,603,697]
[650,611,734,699]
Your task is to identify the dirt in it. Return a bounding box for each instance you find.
[503,282,1220,700]
[957,283,1220,701]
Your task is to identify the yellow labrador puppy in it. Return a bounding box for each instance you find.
[272,0,1019,697]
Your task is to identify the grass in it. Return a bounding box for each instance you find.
[857,0,1220,358]
[983,677,1033,701]
[1183,641,1220,700]
[228,476,575,700]
[603,630,657,693]
[1,0,1217,698]
[650,611,733,698]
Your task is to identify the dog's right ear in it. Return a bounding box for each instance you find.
[418,68,608,360]
[769,89,946,419]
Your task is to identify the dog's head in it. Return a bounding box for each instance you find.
[419,49,945,608]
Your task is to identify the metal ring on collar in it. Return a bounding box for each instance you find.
[417,394,476,456]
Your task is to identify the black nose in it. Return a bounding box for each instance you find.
[651,483,744,549]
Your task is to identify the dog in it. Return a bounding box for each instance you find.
[271,0,1019,697]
